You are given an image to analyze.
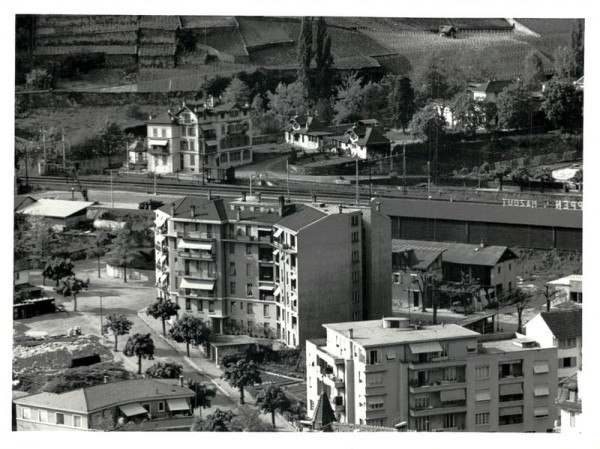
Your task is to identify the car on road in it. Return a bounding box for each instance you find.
[334,177,351,185]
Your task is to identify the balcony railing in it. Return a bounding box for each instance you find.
[176,231,215,241]
[177,271,216,280]
[178,289,215,299]
[409,378,466,389]
[177,250,215,261]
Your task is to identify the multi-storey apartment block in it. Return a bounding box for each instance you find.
[146,97,252,174]
[154,195,391,348]
[306,318,557,432]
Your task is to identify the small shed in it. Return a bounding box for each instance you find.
[438,25,457,38]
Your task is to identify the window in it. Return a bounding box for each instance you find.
[352,291,360,303]
[247,284,253,296]
[309,400,314,411]
[152,128,158,137]
[21,407,31,420]
[415,416,429,432]
[185,298,192,311]
[351,231,359,243]
[367,350,380,365]
[240,302,244,311]
[509,263,512,271]
[475,413,490,425]
[559,357,577,368]
[198,300,203,312]
[353,311,360,320]
[181,140,189,151]
[263,304,270,317]
[534,407,549,418]
[246,244,252,255]
[367,396,384,410]
[247,303,254,315]
[367,373,383,386]
[534,384,549,397]
[229,262,236,276]
[352,250,359,262]
[475,365,490,379]
[73,415,82,428]
[414,395,429,409]
[290,235,296,248]
[161,129,166,138]
[190,154,195,166]
[533,360,549,374]
[351,215,359,226]
[230,282,236,295]
[475,389,491,402]
[208,301,215,312]
[39,409,48,422]
[558,338,577,349]
[393,273,401,284]
[246,264,252,276]
[56,413,65,425]
[158,401,165,412]
[443,413,457,429]
[498,266,501,274]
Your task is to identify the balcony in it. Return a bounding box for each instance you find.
[177,271,216,281]
[409,378,467,394]
[148,146,170,156]
[178,289,215,299]
[176,231,215,241]
[177,250,215,261]
[409,403,467,418]
[322,373,345,390]
[408,358,467,370]
[364,363,387,373]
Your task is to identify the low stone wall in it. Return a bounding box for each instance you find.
[106,264,154,282]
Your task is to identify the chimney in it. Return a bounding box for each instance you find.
[348,328,353,339]
[338,204,343,214]
[242,192,247,202]
[182,100,186,108]
[376,201,381,212]
[179,375,184,387]
[480,239,485,248]
[103,375,109,384]
[278,195,285,217]
[312,195,317,203]
[170,203,175,217]
[190,205,196,218]
[207,189,212,201]
[236,208,241,221]
[148,114,152,120]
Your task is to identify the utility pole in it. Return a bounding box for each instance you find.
[99,294,104,336]
[61,127,66,172]
[427,161,431,200]
[286,160,290,203]
[368,161,372,199]
[355,158,359,205]
[402,143,407,195]
[42,127,47,161]
[24,143,30,193]
[390,146,393,173]
[110,169,114,208]
[153,172,157,195]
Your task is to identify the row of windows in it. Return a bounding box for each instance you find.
[475,361,549,379]
[20,407,82,427]
[229,262,255,276]
[185,299,216,313]
[228,282,255,297]
[229,301,271,317]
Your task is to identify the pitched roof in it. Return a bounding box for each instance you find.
[15,379,192,414]
[351,126,390,147]
[392,239,517,267]
[275,204,328,232]
[158,197,229,222]
[378,198,582,229]
[310,393,336,430]
[471,80,512,94]
[393,247,445,270]
[539,309,582,339]
[15,195,36,211]
[147,112,178,125]
[18,199,95,219]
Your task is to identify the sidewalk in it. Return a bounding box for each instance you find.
[136,308,296,432]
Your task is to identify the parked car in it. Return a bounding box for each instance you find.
[334,177,351,185]
[450,301,474,315]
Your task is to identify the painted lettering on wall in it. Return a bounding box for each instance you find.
[502,199,583,211]
[502,199,538,208]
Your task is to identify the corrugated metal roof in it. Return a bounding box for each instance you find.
[378,198,582,229]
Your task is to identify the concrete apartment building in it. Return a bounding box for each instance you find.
[154,194,391,348]
[524,308,582,380]
[306,317,557,432]
[146,97,252,174]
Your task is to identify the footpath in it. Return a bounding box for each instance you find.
[136,308,296,432]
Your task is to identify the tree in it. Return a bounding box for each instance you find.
[222,360,262,404]
[409,103,447,142]
[511,288,533,334]
[96,119,125,169]
[413,54,462,105]
[493,164,512,192]
[20,215,57,273]
[26,68,53,90]
[333,73,365,124]
[266,81,308,124]
[571,21,584,79]
[256,384,291,428]
[42,363,131,394]
[123,333,155,374]
[56,276,89,312]
[510,166,532,189]
[522,52,546,91]
[314,17,334,99]
[106,223,137,283]
[191,409,236,432]
[314,98,334,126]
[283,402,307,429]
[533,167,554,193]
[496,83,533,131]
[102,313,133,352]
[42,257,75,287]
[186,380,217,418]
[553,46,577,80]
[229,405,271,432]
[177,28,197,52]
[297,17,313,98]
[146,297,180,336]
[450,92,486,136]
[360,81,389,122]
[168,314,210,357]
[86,231,110,278]
[541,78,583,131]
[389,76,416,133]
[145,361,183,379]
[222,77,251,105]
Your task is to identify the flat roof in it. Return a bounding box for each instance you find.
[548,274,582,285]
[323,320,480,348]
[378,198,582,229]
[478,336,551,353]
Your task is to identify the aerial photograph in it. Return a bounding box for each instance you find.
[12,13,583,434]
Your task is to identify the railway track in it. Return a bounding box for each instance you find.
[20,175,581,208]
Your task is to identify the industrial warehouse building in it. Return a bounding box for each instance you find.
[378,199,581,251]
